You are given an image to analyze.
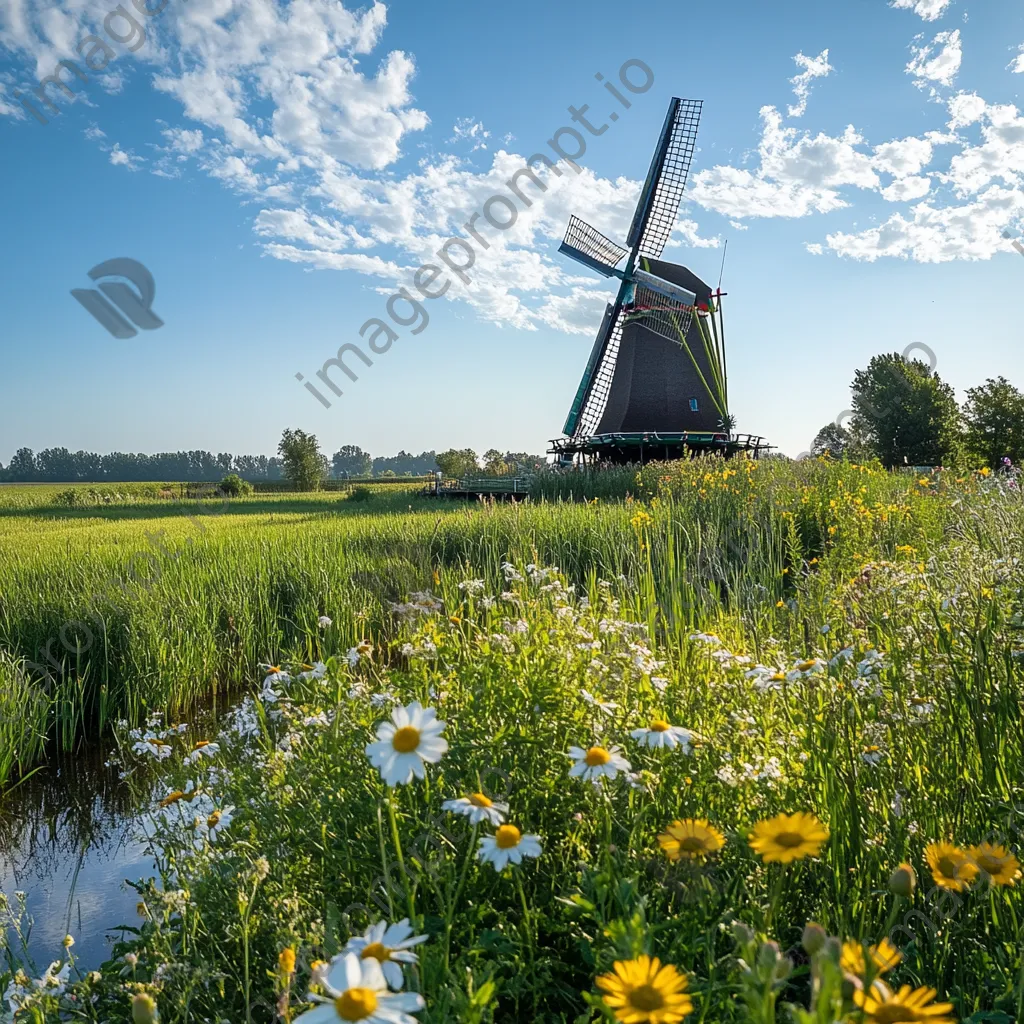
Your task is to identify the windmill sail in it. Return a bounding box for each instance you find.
[559,216,629,278]
[627,99,703,259]
[564,302,625,436]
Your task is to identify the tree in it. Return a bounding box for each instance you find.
[371,450,437,476]
[849,353,960,468]
[482,449,509,476]
[810,423,853,459]
[277,429,327,491]
[962,377,1024,469]
[435,449,479,478]
[6,448,38,481]
[504,452,546,473]
[332,445,372,479]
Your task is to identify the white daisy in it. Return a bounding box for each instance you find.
[365,702,448,787]
[629,719,702,752]
[347,641,374,667]
[442,792,508,826]
[183,739,220,765]
[318,616,333,628]
[477,825,542,871]
[299,662,328,681]
[294,953,424,1023]
[688,632,721,645]
[343,919,428,990]
[194,805,235,846]
[787,658,826,680]
[567,744,631,783]
[861,745,884,765]
[261,665,291,685]
[132,733,174,759]
[580,689,618,716]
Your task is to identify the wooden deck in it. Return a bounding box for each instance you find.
[424,476,531,500]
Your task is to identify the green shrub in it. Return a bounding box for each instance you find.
[347,485,374,502]
[52,488,84,507]
[219,473,253,497]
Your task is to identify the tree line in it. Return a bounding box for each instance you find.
[0,443,545,484]
[811,355,1024,469]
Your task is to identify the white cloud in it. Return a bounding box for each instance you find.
[906,30,962,90]
[944,98,1024,194]
[162,126,204,155]
[823,186,1024,262]
[946,91,987,128]
[449,117,491,152]
[788,49,833,118]
[880,175,932,201]
[108,143,144,170]
[83,123,105,140]
[0,74,24,119]
[872,135,935,176]
[1009,45,1024,75]
[690,106,877,220]
[890,0,953,21]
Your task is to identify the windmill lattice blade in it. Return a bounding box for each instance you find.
[627,98,703,260]
[573,305,628,437]
[625,284,695,346]
[559,216,629,278]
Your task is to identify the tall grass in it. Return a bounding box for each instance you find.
[0,652,51,792]
[0,462,980,767]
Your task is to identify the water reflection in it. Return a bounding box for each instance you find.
[0,744,153,971]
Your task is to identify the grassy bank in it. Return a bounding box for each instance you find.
[2,459,1023,1021]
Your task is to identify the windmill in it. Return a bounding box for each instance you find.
[551,98,766,463]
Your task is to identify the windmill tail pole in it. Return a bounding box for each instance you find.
[694,312,727,419]
[715,291,728,414]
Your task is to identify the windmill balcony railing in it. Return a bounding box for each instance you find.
[428,476,532,496]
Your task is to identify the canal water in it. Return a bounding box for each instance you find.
[0,696,232,973]
[0,744,153,971]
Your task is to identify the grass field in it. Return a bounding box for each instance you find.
[2,460,1024,1023]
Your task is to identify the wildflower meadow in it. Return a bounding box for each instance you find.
[2,458,1024,1023]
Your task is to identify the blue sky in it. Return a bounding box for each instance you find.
[1,0,1023,463]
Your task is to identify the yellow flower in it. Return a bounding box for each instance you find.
[968,842,1021,886]
[749,812,829,864]
[855,981,955,1023]
[925,842,978,892]
[840,938,901,977]
[131,993,159,1024]
[278,947,296,976]
[657,820,725,862]
[596,955,693,1023]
